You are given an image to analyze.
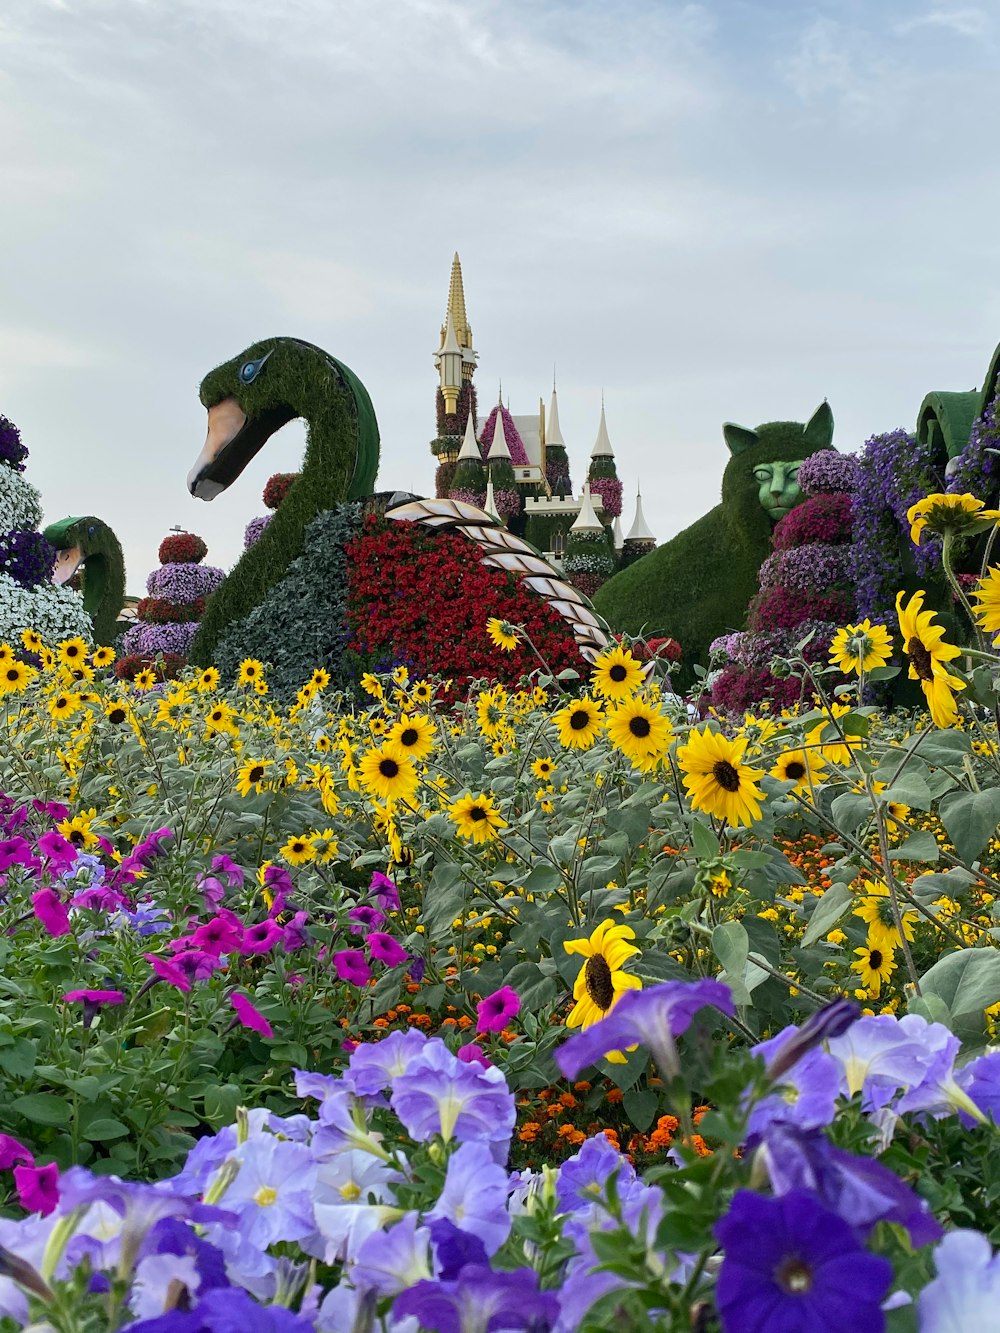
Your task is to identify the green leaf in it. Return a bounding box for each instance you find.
[907,994,953,1028]
[920,949,1000,1041]
[801,883,853,947]
[831,793,871,838]
[204,1084,244,1126]
[690,819,718,860]
[881,771,933,811]
[10,1093,70,1126]
[623,1087,658,1132]
[939,788,1000,865]
[81,1118,130,1141]
[889,831,940,863]
[0,1039,37,1080]
[712,922,748,978]
[522,864,565,895]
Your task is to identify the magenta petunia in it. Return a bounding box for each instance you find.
[35,831,76,873]
[333,949,372,986]
[143,953,192,993]
[62,990,125,1006]
[369,870,401,911]
[368,932,409,968]
[240,919,284,955]
[14,1162,59,1216]
[231,992,274,1039]
[476,986,521,1035]
[0,1134,33,1170]
[31,888,71,937]
[348,904,385,935]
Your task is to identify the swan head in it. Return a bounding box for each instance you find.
[188,341,299,500]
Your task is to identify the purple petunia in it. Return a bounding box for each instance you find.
[367,932,408,968]
[333,949,371,986]
[715,1189,893,1333]
[475,985,520,1035]
[393,1264,559,1333]
[390,1038,515,1150]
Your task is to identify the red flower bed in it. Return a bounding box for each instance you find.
[135,596,207,624]
[158,533,208,565]
[345,516,583,691]
[263,473,300,510]
[114,652,187,683]
[772,494,853,550]
[748,585,852,631]
[711,665,803,713]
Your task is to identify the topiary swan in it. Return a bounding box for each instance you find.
[186,338,379,664]
[43,515,126,645]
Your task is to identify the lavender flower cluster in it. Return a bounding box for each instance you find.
[449,487,486,509]
[759,542,853,593]
[798,449,862,497]
[0,529,56,589]
[146,563,225,602]
[244,514,273,550]
[853,428,943,619]
[947,393,1000,500]
[492,487,521,520]
[121,620,199,658]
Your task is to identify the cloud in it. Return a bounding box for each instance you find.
[895,7,990,38]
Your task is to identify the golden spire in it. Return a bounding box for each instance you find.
[441,252,473,352]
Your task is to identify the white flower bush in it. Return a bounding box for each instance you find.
[0,469,42,532]
[0,573,91,644]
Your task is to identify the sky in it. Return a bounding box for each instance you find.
[2,0,1000,594]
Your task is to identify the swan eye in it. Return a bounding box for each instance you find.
[240,356,269,384]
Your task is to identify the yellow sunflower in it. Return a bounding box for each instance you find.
[49,691,79,722]
[360,673,384,700]
[57,637,89,668]
[895,589,965,728]
[237,758,273,798]
[205,702,239,738]
[311,667,331,690]
[237,658,265,687]
[133,668,157,691]
[970,565,1000,640]
[280,833,317,867]
[531,756,558,782]
[770,746,827,795]
[57,810,100,851]
[476,688,507,740]
[806,703,860,767]
[907,492,1000,546]
[564,919,642,1031]
[91,646,115,668]
[0,644,14,665]
[853,881,918,950]
[196,667,220,694]
[675,726,765,828]
[486,617,520,652]
[103,698,132,727]
[0,660,36,694]
[828,620,893,675]
[358,744,419,803]
[552,696,605,750]
[605,697,672,765]
[21,629,44,655]
[411,680,434,705]
[449,792,508,843]
[590,643,645,702]
[851,936,897,997]
[388,713,436,761]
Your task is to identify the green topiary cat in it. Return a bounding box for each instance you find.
[593,403,835,688]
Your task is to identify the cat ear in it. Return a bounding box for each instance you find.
[723,423,759,456]
[803,401,834,450]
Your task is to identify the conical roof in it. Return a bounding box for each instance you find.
[547,387,565,448]
[625,487,654,542]
[612,514,624,550]
[441,308,461,357]
[457,411,482,462]
[591,403,614,457]
[570,482,604,533]
[445,252,472,350]
[483,475,500,522]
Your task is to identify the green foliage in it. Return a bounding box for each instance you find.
[42,515,126,645]
[214,505,362,699]
[594,409,836,687]
[191,339,379,664]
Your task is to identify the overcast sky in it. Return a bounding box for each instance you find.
[2,0,999,593]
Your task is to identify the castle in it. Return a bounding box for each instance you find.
[429,254,655,593]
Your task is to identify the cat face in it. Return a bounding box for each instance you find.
[752,459,804,521]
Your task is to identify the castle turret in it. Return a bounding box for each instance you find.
[449,410,486,506]
[564,482,616,596]
[620,485,656,569]
[432,253,478,496]
[587,400,622,518]
[544,385,573,498]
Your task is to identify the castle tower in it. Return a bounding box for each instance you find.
[544,384,573,498]
[587,400,623,518]
[432,253,479,496]
[564,482,616,596]
[620,485,656,569]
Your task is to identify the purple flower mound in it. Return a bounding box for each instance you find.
[449,488,486,509]
[122,621,198,657]
[243,514,272,550]
[947,394,1000,500]
[492,487,521,520]
[0,416,28,472]
[481,405,531,467]
[758,543,853,593]
[589,476,623,518]
[773,494,853,550]
[0,529,56,589]
[147,563,225,601]
[797,451,862,498]
[715,1189,892,1333]
[749,585,852,632]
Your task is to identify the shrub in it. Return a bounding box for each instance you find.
[262,473,300,511]
[158,532,207,565]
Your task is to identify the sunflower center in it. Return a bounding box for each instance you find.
[400,728,419,747]
[68,830,86,845]
[775,1258,812,1295]
[629,716,652,738]
[469,806,487,821]
[907,636,934,681]
[379,758,400,779]
[785,761,806,781]
[869,949,884,969]
[609,665,628,682]
[108,708,126,724]
[584,954,615,1011]
[6,668,19,682]
[570,709,592,731]
[712,760,741,792]
[250,766,265,783]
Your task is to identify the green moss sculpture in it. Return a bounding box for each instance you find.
[187,338,379,665]
[593,404,835,687]
[42,516,126,645]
